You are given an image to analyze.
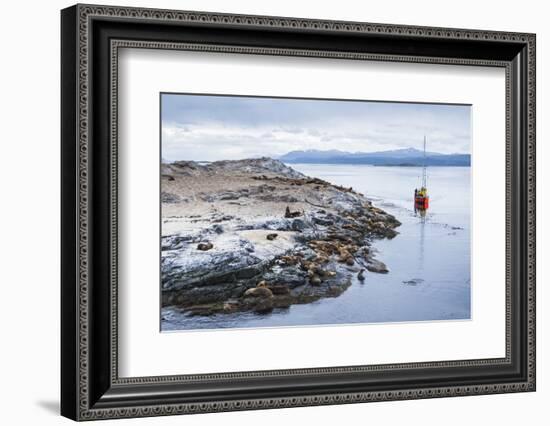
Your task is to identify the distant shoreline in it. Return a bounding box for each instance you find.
[166,160,471,168]
[278,148,470,167]
[164,147,471,167]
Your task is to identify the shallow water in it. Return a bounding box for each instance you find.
[162,164,471,331]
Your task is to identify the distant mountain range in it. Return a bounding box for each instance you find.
[278,148,470,166]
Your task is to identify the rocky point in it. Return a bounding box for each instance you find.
[161,158,401,316]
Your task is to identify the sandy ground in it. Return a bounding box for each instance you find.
[163,177,314,225]
[161,159,363,238]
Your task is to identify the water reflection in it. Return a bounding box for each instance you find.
[414,204,427,269]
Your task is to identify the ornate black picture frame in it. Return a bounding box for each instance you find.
[61,4,536,421]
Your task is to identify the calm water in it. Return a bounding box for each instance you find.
[162,165,471,331]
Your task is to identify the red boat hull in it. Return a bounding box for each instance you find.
[415,196,429,210]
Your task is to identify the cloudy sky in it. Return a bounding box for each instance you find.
[161,93,471,162]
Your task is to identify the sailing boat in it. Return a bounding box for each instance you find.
[414,136,430,211]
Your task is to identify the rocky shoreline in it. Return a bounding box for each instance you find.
[161,158,401,316]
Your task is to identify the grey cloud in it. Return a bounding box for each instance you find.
[161,94,471,161]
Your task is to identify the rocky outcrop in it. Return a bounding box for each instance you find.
[161,158,400,316]
[165,157,305,180]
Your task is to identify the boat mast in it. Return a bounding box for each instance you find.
[422,135,427,189]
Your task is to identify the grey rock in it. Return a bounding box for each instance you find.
[240,296,274,313]
[161,191,181,203]
[212,214,234,223]
[259,218,293,231]
[199,193,215,202]
[267,284,290,295]
[402,278,424,286]
[291,218,306,231]
[219,192,240,201]
[210,224,224,234]
[365,257,389,274]
[258,194,299,203]
[313,216,334,226]
[263,266,307,288]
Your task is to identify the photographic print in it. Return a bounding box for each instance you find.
[160,94,472,331]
